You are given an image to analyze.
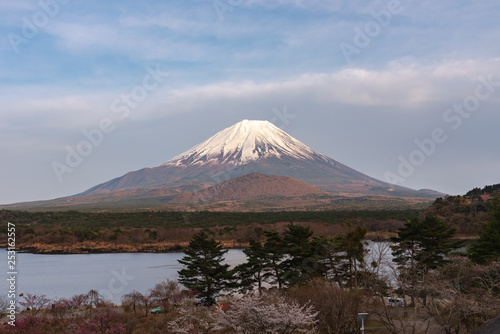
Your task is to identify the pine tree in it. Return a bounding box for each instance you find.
[282,223,316,286]
[308,227,368,289]
[391,218,421,271]
[415,215,463,271]
[390,217,422,306]
[177,231,232,300]
[391,215,462,306]
[391,216,461,274]
[337,226,367,289]
[468,198,500,264]
[311,236,345,287]
[234,239,269,295]
[262,230,286,290]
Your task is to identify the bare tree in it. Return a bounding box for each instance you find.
[121,290,155,317]
[424,258,500,333]
[370,262,431,334]
[86,289,103,315]
[19,293,51,316]
[0,295,9,316]
[290,277,362,334]
[121,290,144,314]
[140,292,156,318]
[70,293,89,315]
[148,279,188,311]
[50,298,70,323]
[365,241,393,278]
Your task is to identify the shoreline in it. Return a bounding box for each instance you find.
[1,235,475,255]
[0,241,249,255]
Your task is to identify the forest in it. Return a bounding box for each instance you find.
[0,209,421,253]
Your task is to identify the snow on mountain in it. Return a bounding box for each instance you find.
[161,120,332,167]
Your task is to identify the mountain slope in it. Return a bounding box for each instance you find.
[169,172,326,203]
[80,119,434,198]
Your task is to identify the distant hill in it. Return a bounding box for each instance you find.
[465,183,500,197]
[425,183,499,236]
[168,173,325,203]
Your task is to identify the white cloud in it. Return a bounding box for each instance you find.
[3,58,498,131]
[0,86,117,129]
[144,58,500,118]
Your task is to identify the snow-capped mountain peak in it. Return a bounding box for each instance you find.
[73,119,439,200]
[162,119,330,167]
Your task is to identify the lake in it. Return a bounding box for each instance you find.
[1,249,247,305]
[1,241,392,305]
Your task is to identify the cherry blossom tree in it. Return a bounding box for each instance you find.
[218,294,318,334]
[167,298,223,334]
[168,294,318,334]
[3,316,44,334]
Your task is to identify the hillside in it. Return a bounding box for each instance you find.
[425,183,500,235]
[168,173,325,203]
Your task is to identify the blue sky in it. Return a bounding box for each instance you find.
[1,0,500,204]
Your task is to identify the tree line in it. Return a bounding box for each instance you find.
[178,224,371,300]
[0,208,421,229]
[177,200,500,333]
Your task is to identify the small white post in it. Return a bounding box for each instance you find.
[357,312,368,334]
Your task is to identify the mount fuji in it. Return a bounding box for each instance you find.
[1,119,444,210]
[78,120,437,199]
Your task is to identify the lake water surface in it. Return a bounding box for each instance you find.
[1,249,247,305]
